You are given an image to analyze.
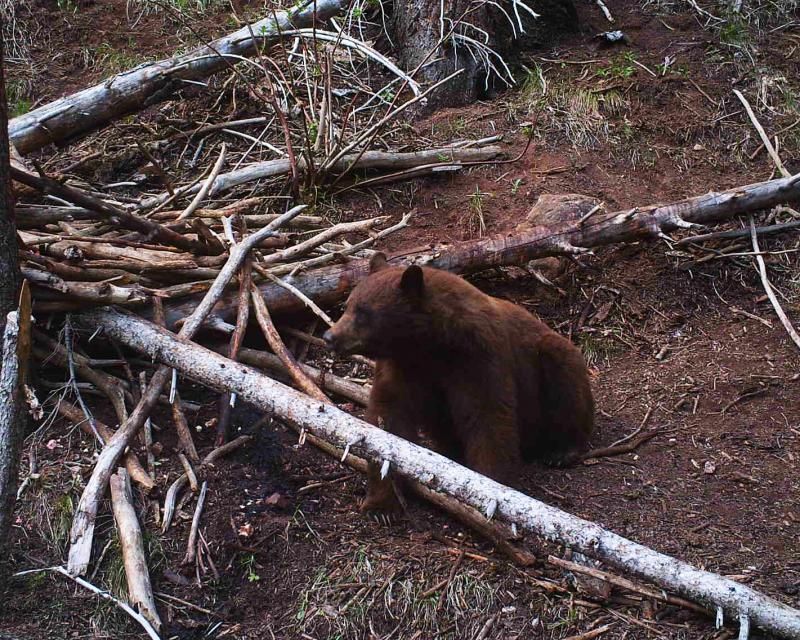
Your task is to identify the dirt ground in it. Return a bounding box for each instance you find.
[2,0,799,638]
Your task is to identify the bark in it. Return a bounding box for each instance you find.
[109,469,162,632]
[389,0,577,108]
[162,172,800,328]
[0,38,21,324]
[0,33,25,564]
[8,0,344,154]
[79,307,800,639]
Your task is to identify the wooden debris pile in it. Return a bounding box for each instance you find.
[5,2,800,639]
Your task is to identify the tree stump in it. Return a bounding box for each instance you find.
[389,0,578,108]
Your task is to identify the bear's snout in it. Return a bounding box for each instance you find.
[322,329,336,349]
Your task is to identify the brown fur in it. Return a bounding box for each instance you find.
[324,254,595,514]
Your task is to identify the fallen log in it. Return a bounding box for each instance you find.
[162,172,800,328]
[8,0,344,154]
[81,307,800,639]
[139,146,504,209]
[109,469,162,632]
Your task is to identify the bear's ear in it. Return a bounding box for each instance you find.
[369,252,389,273]
[400,265,424,298]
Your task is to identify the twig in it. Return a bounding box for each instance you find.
[250,284,330,402]
[163,435,252,532]
[12,566,161,640]
[176,143,227,221]
[583,430,660,461]
[182,480,208,566]
[677,219,800,245]
[733,90,791,178]
[178,453,199,493]
[548,555,709,615]
[10,166,206,253]
[254,267,334,326]
[749,217,800,350]
[216,220,252,446]
[594,0,614,22]
[562,624,615,640]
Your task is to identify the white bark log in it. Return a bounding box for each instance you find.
[109,468,162,632]
[8,0,344,154]
[80,307,800,640]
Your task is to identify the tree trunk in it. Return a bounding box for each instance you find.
[389,0,578,107]
[0,16,25,564]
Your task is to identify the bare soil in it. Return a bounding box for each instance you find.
[2,0,799,639]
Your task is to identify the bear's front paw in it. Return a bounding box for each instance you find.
[359,490,404,526]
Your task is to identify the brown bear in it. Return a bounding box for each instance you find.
[323,253,595,515]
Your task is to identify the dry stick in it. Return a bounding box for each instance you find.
[162,435,252,532]
[82,310,800,639]
[57,402,154,492]
[163,173,800,327]
[153,297,199,462]
[259,217,387,266]
[10,167,206,254]
[216,255,252,446]
[13,566,160,640]
[229,345,370,405]
[749,217,800,350]
[135,140,175,196]
[268,210,413,276]
[676,219,800,245]
[582,431,660,462]
[178,453,199,493]
[562,624,614,640]
[109,468,163,632]
[733,90,791,178]
[182,480,208,566]
[138,371,156,479]
[22,267,148,305]
[33,332,129,430]
[437,549,465,609]
[176,143,227,221]
[255,268,334,326]
[548,555,709,615]
[250,284,330,402]
[67,206,306,576]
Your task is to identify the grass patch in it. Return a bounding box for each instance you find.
[293,548,505,639]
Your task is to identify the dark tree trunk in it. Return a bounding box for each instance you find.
[390,0,578,107]
[0,15,24,564]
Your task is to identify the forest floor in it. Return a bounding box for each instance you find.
[1,0,799,638]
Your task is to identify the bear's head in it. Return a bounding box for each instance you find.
[323,252,429,358]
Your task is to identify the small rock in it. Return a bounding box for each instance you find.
[704,461,716,474]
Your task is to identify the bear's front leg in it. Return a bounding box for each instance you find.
[360,410,415,520]
[447,374,522,485]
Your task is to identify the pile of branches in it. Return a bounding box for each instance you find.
[5,1,800,639]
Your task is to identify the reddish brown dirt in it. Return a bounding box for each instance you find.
[3,0,800,639]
